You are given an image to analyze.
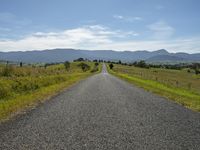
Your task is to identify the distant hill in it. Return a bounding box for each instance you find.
[0,48,199,63]
[146,55,187,62]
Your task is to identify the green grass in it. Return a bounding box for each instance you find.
[107,64,200,112]
[0,62,102,121]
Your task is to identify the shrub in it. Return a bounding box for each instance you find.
[90,65,99,73]
[109,63,114,69]
[133,60,149,69]
[137,60,148,68]
[94,62,99,66]
[74,58,84,62]
[195,68,200,75]
[20,62,23,67]
[64,61,70,71]
[77,63,90,72]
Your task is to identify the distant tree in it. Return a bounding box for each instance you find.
[91,63,99,73]
[44,64,47,69]
[64,61,70,71]
[128,63,132,66]
[132,61,137,66]
[137,60,146,68]
[195,68,200,75]
[74,58,84,62]
[20,62,23,67]
[94,62,99,66]
[109,63,114,69]
[191,63,200,75]
[78,63,90,72]
[133,60,149,68]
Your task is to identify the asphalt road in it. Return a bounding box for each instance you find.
[0,64,200,150]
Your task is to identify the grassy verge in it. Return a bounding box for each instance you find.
[0,62,102,121]
[107,64,200,112]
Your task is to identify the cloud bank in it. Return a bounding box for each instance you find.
[0,24,199,53]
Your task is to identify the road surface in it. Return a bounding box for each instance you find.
[0,64,200,149]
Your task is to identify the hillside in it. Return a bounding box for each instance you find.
[0,49,199,63]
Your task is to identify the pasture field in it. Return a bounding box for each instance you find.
[0,62,101,121]
[108,64,200,111]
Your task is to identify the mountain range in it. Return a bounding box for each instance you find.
[0,49,200,63]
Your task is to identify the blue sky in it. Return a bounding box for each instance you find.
[0,0,200,53]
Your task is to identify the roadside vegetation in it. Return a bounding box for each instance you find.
[107,61,200,111]
[0,60,101,121]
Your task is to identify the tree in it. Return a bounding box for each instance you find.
[78,63,90,72]
[74,58,84,62]
[20,62,23,67]
[109,63,114,69]
[195,68,200,75]
[64,61,70,71]
[137,60,146,68]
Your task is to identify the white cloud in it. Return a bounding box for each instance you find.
[0,25,199,53]
[148,21,175,39]
[0,25,138,51]
[113,15,143,22]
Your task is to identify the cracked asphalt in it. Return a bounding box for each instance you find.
[0,64,200,149]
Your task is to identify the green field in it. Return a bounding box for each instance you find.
[107,64,200,111]
[0,62,101,121]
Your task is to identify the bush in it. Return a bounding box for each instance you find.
[64,61,70,71]
[90,68,98,73]
[138,61,148,68]
[90,65,99,73]
[109,63,114,69]
[74,58,84,62]
[77,63,90,72]
[132,61,150,69]
[20,62,23,67]
[195,69,200,75]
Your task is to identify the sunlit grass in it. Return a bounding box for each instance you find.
[107,64,200,111]
[0,62,102,121]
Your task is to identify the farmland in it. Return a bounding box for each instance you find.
[0,61,101,121]
[108,64,200,111]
